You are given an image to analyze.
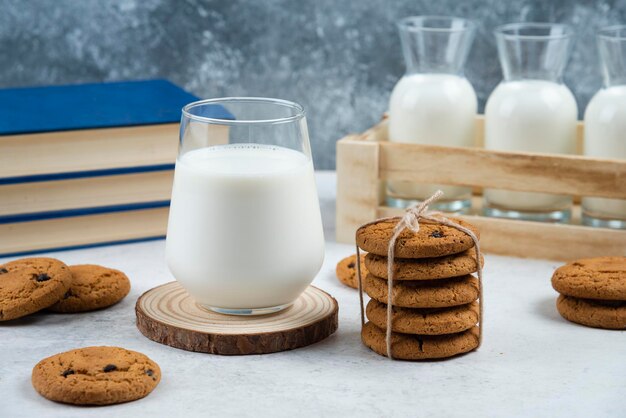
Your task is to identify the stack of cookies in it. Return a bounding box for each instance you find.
[552,256,626,330]
[355,217,483,360]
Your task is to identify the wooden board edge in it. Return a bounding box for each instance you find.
[135,285,339,356]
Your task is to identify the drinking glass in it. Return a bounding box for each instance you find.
[166,98,325,315]
[483,23,577,223]
[582,25,626,229]
[387,16,477,213]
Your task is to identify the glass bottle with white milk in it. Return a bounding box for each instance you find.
[484,23,577,222]
[166,98,325,315]
[387,16,477,212]
[582,25,626,229]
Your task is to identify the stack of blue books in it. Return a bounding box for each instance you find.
[0,79,220,256]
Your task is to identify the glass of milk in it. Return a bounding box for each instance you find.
[582,25,626,229]
[387,16,477,213]
[484,23,577,222]
[166,98,325,315]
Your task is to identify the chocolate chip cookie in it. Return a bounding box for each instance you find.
[335,254,367,289]
[364,273,479,308]
[32,346,161,405]
[552,257,626,300]
[366,299,479,335]
[365,250,483,281]
[556,295,626,330]
[356,217,479,258]
[0,257,71,321]
[49,264,131,313]
[361,321,479,360]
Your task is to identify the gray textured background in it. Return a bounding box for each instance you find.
[2,0,626,168]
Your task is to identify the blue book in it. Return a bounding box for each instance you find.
[0,79,228,135]
[0,79,229,181]
[0,167,174,222]
[0,80,231,257]
[0,204,170,258]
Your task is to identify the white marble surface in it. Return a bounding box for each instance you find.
[1,171,624,418]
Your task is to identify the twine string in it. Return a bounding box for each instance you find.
[356,245,365,327]
[356,190,483,359]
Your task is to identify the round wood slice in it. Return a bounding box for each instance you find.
[136,281,338,355]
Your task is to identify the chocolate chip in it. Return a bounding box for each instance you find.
[103,364,117,372]
[63,290,73,299]
[347,262,355,269]
[0,268,7,274]
[145,369,154,377]
[430,231,444,238]
[35,273,51,282]
[61,369,75,377]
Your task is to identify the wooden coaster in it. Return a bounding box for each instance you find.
[136,281,338,355]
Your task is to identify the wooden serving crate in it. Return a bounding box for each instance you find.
[336,116,626,261]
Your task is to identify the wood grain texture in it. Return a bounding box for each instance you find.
[136,282,338,355]
[361,117,588,199]
[365,115,585,153]
[335,136,382,243]
[379,143,626,199]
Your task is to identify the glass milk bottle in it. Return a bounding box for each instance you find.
[582,25,626,229]
[387,16,477,212]
[484,23,577,222]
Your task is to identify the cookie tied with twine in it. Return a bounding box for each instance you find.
[355,191,483,360]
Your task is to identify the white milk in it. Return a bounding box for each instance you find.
[484,80,578,211]
[388,73,477,200]
[583,85,626,219]
[166,144,325,310]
